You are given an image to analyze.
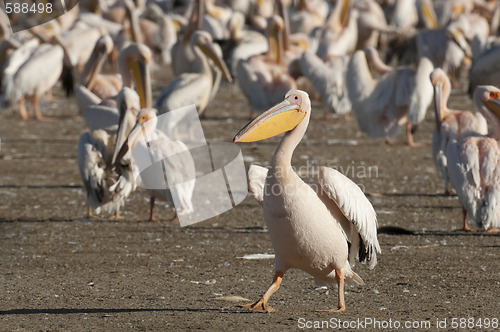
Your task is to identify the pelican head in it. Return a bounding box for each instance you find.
[191,30,233,83]
[430,68,450,123]
[267,15,285,65]
[118,43,153,109]
[82,35,114,89]
[234,90,310,143]
[474,86,500,120]
[113,108,158,166]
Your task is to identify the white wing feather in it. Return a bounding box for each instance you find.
[318,166,380,269]
[247,164,268,206]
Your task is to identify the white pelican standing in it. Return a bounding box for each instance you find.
[1,35,71,120]
[114,108,195,221]
[77,87,140,218]
[233,90,380,312]
[446,86,500,232]
[346,48,434,146]
[430,68,487,195]
[156,30,232,117]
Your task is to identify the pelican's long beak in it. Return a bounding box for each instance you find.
[449,28,472,59]
[486,91,500,119]
[113,121,147,167]
[421,0,438,29]
[233,99,305,142]
[129,58,152,108]
[198,42,233,83]
[433,82,443,125]
[112,104,138,165]
[340,0,350,28]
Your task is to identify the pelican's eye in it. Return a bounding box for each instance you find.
[489,91,500,100]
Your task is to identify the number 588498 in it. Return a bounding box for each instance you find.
[4,2,53,14]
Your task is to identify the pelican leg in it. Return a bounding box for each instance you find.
[406,123,422,147]
[314,269,346,312]
[31,95,50,121]
[487,228,500,233]
[149,196,156,221]
[45,88,54,101]
[171,211,178,223]
[113,210,120,220]
[87,206,93,219]
[462,208,474,232]
[237,271,284,313]
[18,97,29,120]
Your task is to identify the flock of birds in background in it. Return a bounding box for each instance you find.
[1,0,500,313]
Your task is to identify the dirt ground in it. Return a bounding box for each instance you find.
[1,66,500,331]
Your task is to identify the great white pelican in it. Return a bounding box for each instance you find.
[446,86,500,232]
[346,47,434,146]
[156,30,232,117]
[430,68,487,195]
[233,89,380,312]
[114,108,195,221]
[77,87,140,218]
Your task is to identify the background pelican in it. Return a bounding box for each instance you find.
[81,42,152,131]
[75,34,121,113]
[234,90,380,312]
[156,30,232,117]
[346,48,434,146]
[430,68,487,195]
[236,15,297,118]
[299,51,351,119]
[1,35,72,120]
[114,108,195,221]
[446,85,500,232]
[77,87,140,218]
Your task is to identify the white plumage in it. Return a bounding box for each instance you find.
[446,86,500,231]
[77,88,140,217]
[235,89,380,312]
[430,68,487,195]
[346,48,434,146]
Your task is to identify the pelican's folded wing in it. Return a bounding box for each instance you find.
[247,164,268,206]
[318,166,381,269]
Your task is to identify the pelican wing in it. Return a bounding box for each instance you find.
[1,38,39,101]
[408,57,434,125]
[247,164,268,206]
[448,137,500,229]
[77,131,108,208]
[10,44,64,101]
[156,73,209,113]
[318,166,380,269]
[299,51,350,115]
[83,105,120,131]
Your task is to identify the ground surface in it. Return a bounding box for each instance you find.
[1,66,500,331]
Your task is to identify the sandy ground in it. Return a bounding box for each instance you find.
[1,66,500,331]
